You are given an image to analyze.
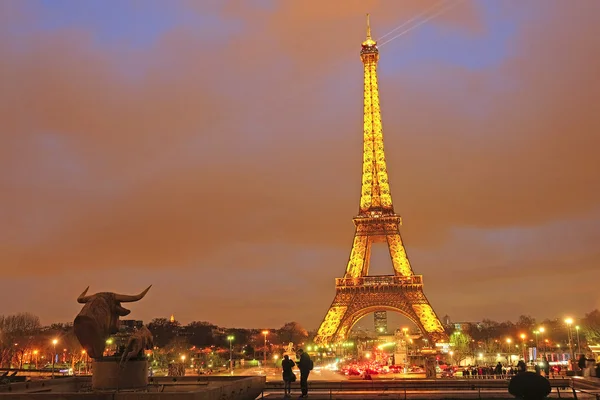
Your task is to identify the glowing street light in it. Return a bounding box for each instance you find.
[520,334,527,360]
[539,327,546,355]
[262,330,269,367]
[81,349,87,375]
[575,326,581,356]
[51,339,58,379]
[227,335,235,372]
[565,318,574,362]
[402,327,409,363]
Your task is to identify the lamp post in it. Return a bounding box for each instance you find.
[565,318,574,363]
[506,338,512,364]
[262,330,269,368]
[402,327,409,364]
[51,339,58,379]
[533,331,539,357]
[520,334,527,361]
[575,326,581,356]
[227,335,235,372]
[78,350,83,375]
[539,327,545,355]
[33,350,39,369]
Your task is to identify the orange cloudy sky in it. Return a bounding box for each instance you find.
[1,0,599,330]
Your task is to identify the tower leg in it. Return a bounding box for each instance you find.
[315,300,349,345]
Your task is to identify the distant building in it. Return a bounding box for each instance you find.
[374,311,388,334]
[452,322,482,333]
[120,319,143,332]
[442,315,452,326]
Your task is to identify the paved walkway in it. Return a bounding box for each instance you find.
[256,389,584,399]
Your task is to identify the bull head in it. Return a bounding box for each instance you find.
[74,285,151,359]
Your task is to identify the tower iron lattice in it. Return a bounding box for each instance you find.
[314,15,447,346]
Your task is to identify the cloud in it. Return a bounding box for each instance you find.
[0,1,599,326]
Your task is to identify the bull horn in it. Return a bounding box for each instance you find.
[114,285,152,303]
[77,286,92,303]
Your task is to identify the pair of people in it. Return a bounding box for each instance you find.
[282,349,312,398]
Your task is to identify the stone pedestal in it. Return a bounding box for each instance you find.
[92,358,148,390]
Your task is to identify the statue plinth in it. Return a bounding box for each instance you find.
[92,358,148,390]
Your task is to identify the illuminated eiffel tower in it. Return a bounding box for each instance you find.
[314,15,447,345]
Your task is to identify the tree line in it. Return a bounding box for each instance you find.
[1,310,598,369]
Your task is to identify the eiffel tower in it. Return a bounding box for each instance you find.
[314,15,447,346]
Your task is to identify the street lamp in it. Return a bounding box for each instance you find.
[81,350,87,375]
[520,334,527,361]
[539,327,545,355]
[402,327,409,364]
[51,339,58,379]
[33,350,39,369]
[575,326,581,356]
[227,335,235,372]
[565,318,574,363]
[262,330,269,367]
[533,331,539,356]
[506,338,512,364]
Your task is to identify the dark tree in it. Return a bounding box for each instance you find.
[277,322,308,346]
[581,309,600,344]
[148,318,180,348]
[0,313,42,368]
[185,321,216,348]
[516,315,536,331]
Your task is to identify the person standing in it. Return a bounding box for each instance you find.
[542,355,550,377]
[281,355,296,398]
[517,359,527,373]
[495,362,503,376]
[578,354,587,375]
[296,349,313,398]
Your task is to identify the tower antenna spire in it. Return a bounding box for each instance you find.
[366,13,372,40]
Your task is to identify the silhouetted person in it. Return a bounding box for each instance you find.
[508,371,551,400]
[296,349,313,398]
[578,354,587,374]
[542,356,550,377]
[281,354,295,398]
[517,359,527,373]
[495,362,503,376]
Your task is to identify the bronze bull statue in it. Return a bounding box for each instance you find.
[120,325,154,366]
[74,285,151,359]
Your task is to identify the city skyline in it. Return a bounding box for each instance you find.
[1,1,599,329]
